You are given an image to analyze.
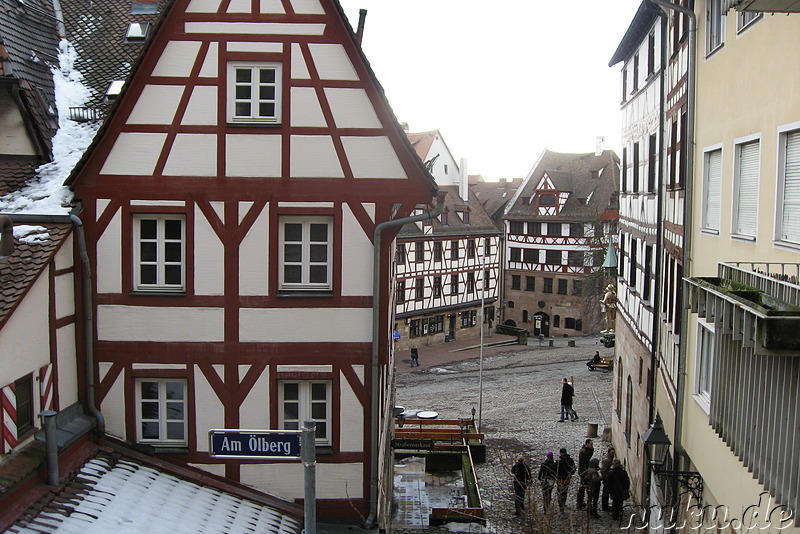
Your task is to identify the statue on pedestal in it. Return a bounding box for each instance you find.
[600,284,617,333]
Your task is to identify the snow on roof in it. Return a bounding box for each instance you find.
[0,40,98,215]
[8,453,303,534]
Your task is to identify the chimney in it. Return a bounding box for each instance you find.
[401,122,409,133]
[595,136,605,157]
[459,158,468,202]
[0,215,14,260]
[356,9,367,44]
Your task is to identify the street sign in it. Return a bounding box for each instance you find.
[209,429,302,460]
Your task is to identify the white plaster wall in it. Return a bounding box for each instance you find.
[198,42,218,78]
[426,135,460,187]
[239,205,269,296]
[241,462,363,500]
[290,43,310,79]
[151,41,202,78]
[194,205,225,296]
[341,203,373,296]
[97,305,224,342]
[226,0,250,13]
[127,85,184,125]
[308,44,358,81]
[240,308,371,342]
[290,0,324,15]
[0,93,36,154]
[54,272,75,319]
[100,133,166,176]
[186,0,221,13]
[182,86,217,125]
[290,136,343,177]
[195,367,224,452]
[239,366,269,429]
[101,369,126,441]
[56,324,78,406]
[163,134,217,176]
[342,137,406,179]
[0,274,50,385]
[190,463,226,477]
[324,88,381,129]
[53,234,74,271]
[339,370,363,452]
[227,42,282,53]
[225,134,281,177]
[290,87,327,128]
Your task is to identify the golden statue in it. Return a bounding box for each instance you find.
[600,284,617,333]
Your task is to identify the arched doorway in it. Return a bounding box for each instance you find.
[533,312,550,337]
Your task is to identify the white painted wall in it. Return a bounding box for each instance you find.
[195,367,224,452]
[239,204,269,296]
[194,204,225,295]
[101,369,126,441]
[96,206,122,294]
[239,308,371,342]
[241,462,364,501]
[339,370,363,452]
[341,203,373,296]
[97,305,225,342]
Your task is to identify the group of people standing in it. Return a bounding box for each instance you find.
[512,441,631,520]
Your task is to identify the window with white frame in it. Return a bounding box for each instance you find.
[279,216,332,291]
[227,62,282,124]
[737,10,761,32]
[136,379,187,445]
[733,139,759,238]
[706,0,725,54]
[702,148,722,232]
[778,128,800,245]
[280,381,331,445]
[695,320,715,412]
[133,215,185,291]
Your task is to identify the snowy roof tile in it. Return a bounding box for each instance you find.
[0,160,39,197]
[6,449,303,534]
[0,219,71,330]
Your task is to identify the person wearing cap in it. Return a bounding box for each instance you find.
[606,458,631,520]
[555,447,576,511]
[511,456,532,515]
[537,451,558,511]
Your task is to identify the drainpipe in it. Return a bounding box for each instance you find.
[649,0,696,505]
[0,215,14,257]
[5,212,105,435]
[365,192,444,529]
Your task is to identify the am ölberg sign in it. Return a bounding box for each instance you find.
[209,429,302,459]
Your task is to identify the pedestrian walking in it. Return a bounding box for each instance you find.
[410,347,419,367]
[600,447,616,511]
[558,378,578,422]
[576,438,594,509]
[511,456,532,515]
[607,459,631,520]
[583,458,602,518]
[537,451,557,512]
[555,447,575,511]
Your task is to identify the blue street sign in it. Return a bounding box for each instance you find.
[209,429,302,460]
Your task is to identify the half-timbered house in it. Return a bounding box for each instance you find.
[64,0,437,525]
[502,149,619,337]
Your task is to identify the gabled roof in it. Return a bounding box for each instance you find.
[4,442,303,534]
[0,217,72,330]
[0,0,61,158]
[471,178,522,223]
[505,149,620,221]
[609,0,661,66]
[406,130,438,162]
[399,185,501,238]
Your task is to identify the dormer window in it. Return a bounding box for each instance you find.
[105,80,125,101]
[458,210,470,225]
[126,22,151,42]
[440,211,448,226]
[538,194,556,206]
[131,1,158,14]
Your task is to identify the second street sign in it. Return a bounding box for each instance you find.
[209,429,302,459]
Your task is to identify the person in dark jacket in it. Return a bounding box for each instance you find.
[606,459,631,520]
[583,458,602,518]
[537,451,558,511]
[555,447,576,511]
[558,378,578,422]
[576,438,594,509]
[511,456,532,515]
[600,447,616,511]
[587,351,602,370]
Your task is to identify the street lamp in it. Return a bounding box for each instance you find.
[643,415,704,503]
[477,238,486,430]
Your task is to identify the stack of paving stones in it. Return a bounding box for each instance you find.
[392,336,637,533]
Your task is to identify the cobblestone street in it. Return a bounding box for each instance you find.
[391,335,633,534]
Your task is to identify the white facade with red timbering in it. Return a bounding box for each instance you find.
[0,225,79,456]
[65,0,435,524]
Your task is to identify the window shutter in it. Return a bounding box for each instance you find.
[735,141,759,236]
[782,131,800,243]
[705,150,722,230]
[2,383,18,453]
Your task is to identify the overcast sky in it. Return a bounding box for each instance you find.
[337,0,644,181]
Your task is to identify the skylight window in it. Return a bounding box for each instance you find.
[105,80,125,101]
[126,22,150,42]
[131,1,158,14]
